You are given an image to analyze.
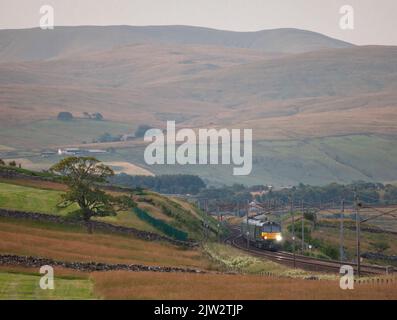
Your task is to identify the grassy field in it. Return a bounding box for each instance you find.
[311,225,397,264]
[0,118,133,149]
[0,179,215,239]
[280,210,397,264]
[204,242,332,279]
[0,218,210,269]
[1,261,396,300]
[0,271,94,300]
[0,182,77,215]
[92,271,397,300]
[3,133,397,187]
[318,207,397,233]
[74,134,397,187]
[0,180,148,228]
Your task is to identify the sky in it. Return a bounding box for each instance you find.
[0,0,396,45]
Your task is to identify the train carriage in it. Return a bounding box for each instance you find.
[241,218,283,251]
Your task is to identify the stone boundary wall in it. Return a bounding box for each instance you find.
[0,168,53,181]
[318,222,397,235]
[0,209,197,248]
[362,252,397,262]
[0,254,204,273]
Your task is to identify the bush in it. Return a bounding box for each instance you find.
[0,159,5,166]
[92,112,104,121]
[94,132,121,143]
[135,125,153,138]
[57,112,74,121]
[323,244,339,260]
[8,161,17,167]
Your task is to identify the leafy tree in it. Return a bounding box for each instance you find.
[50,157,135,233]
[0,159,5,166]
[95,132,121,143]
[57,112,74,121]
[93,112,104,121]
[135,124,153,138]
[8,161,17,167]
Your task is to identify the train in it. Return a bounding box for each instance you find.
[241,218,283,251]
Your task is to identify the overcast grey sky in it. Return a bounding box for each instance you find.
[0,0,396,45]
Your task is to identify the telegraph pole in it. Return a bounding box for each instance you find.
[354,192,361,277]
[217,205,220,242]
[290,197,296,268]
[301,199,304,253]
[340,199,345,263]
[246,201,249,248]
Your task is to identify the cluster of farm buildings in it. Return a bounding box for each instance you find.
[41,148,108,157]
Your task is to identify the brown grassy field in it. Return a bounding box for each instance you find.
[0,177,67,191]
[0,218,210,269]
[92,271,397,300]
[2,45,397,146]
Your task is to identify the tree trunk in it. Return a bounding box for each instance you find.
[85,220,93,234]
[83,210,93,234]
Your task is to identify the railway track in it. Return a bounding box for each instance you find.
[225,231,391,276]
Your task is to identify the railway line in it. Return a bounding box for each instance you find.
[225,230,391,276]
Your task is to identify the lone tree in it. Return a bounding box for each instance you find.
[57,111,74,121]
[50,157,135,233]
[135,124,153,138]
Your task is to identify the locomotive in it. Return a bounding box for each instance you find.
[241,218,283,251]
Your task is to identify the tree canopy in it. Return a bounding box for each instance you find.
[50,157,135,232]
[57,111,74,121]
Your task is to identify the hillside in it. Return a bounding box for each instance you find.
[0,25,352,62]
[0,26,396,186]
[0,170,396,300]
[0,169,221,241]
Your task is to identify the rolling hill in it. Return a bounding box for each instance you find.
[0,25,396,186]
[0,25,352,62]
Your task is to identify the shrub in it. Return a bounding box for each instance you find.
[323,244,339,260]
[57,112,74,121]
[135,125,153,138]
[8,161,17,167]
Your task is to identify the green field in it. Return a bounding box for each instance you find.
[0,180,217,240]
[0,118,133,149]
[0,271,94,300]
[0,182,77,215]
[3,131,397,187]
[108,134,397,186]
[0,181,169,234]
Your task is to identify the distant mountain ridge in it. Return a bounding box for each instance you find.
[2,25,397,186]
[0,25,353,62]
